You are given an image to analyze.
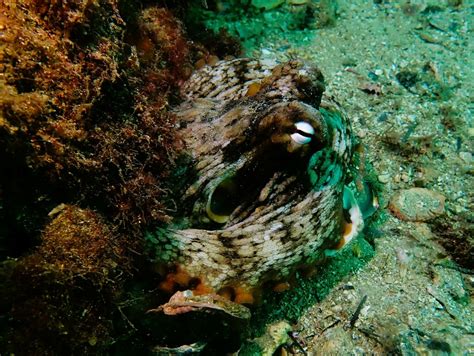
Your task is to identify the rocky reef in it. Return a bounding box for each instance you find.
[5,205,128,353]
[0,0,187,233]
[0,0,241,352]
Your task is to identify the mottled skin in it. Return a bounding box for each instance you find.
[150,58,358,297]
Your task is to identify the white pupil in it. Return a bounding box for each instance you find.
[291,121,314,145]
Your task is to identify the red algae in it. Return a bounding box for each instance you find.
[0,0,242,353]
[8,205,129,354]
[0,1,192,230]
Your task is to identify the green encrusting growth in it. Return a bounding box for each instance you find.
[185,0,338,53]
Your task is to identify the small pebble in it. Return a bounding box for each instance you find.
[357,129,367,138]
[459,151,472,164]
[401,173,410,182]
[378,174,391,184]
[377,112,389,122]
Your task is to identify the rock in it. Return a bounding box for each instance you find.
[315,325,354,354]
[396,70,419,90]
[251,0,285,10]
[378,173,391,184]
[459,151,472,164]
[389,188,445,222]
[145,290,251,354]
[151,290,251,320]
[253,320,292,356]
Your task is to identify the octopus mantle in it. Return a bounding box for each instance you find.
[148,58,363,302]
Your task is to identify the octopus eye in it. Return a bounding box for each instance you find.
[290,121,314,145]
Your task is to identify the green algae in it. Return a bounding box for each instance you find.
[186,2,318,54]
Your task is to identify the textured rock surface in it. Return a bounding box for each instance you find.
[389,187,445,221]
[295,222,473,355]
[253,320,292,355]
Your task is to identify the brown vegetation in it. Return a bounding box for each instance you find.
[431,212,474,271]
[0,0,241,352]
[7,205,129,353]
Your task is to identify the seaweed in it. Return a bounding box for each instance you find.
[0,1,244,352]
[4,205,131,353]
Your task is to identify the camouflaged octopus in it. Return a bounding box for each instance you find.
[150,58,369,303]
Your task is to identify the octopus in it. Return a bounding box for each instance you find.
[149,58,374,304]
